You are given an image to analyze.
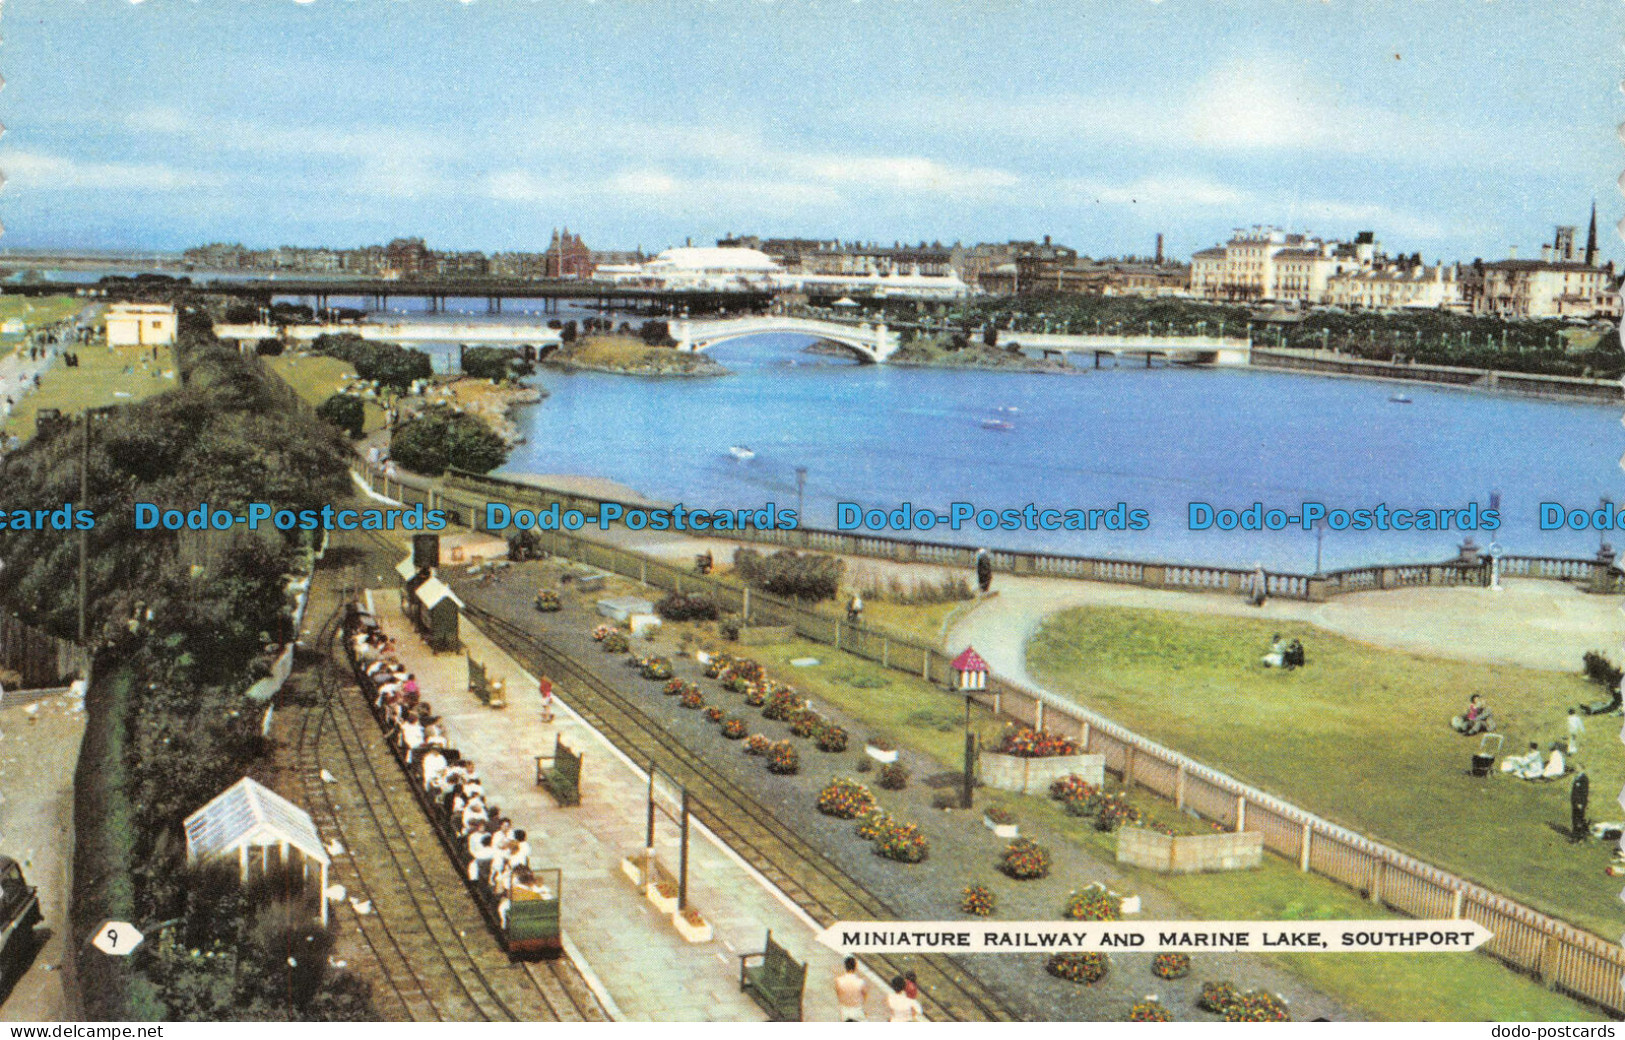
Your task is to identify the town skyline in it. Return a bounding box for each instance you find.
[3,1,1619,261]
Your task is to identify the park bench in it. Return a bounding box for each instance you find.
[468,656,506,709]
[739,930,806,1022]
[535,735,583,807]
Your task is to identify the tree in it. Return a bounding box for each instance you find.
[640,320,674,347]
[254,338,284,356]
[316,394,366,438]
[983,323,998,348]
[389,407,508,476]
[311,333,432,392]
[461,346,531,381]
[561,320,579,345]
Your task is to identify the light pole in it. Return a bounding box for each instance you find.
[795,466,808,524]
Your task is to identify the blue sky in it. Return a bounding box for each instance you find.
[2,1,1620,263]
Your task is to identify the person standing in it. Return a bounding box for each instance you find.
[1567,708,1586,754]
[886,976,922,1022]
[538,677,556,724]
[834,956,868,1022]
[1571,765,1591,842]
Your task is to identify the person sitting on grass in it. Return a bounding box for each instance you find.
[1541,743,1567,780]
[1262,634,1286,668]
[1284,638,1306,669]
[1501,742,1544,779]
[1452,695,1494,735]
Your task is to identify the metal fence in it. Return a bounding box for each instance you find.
[353,464,1625,1012]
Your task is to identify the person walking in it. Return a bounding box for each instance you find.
[1567,708,1586,754]
[1571,765,1590,842]
[538,677,556,724]
[834,956,868,1022]
[886,976,922,1022]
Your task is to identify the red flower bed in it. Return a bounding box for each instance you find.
[995,725,1082,759]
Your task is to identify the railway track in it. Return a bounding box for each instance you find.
[460,600,1021,1023]
[293,595,604,1022]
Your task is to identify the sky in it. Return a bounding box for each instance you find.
[2,0,1621,263]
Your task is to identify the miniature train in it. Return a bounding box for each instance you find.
[343,610,563,960]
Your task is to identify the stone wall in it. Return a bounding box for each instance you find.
[1116,828,1264,874]
[979,751,1104,795]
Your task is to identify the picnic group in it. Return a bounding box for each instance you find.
[346,602,552,925]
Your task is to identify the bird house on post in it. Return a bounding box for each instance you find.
[952,647,989,692]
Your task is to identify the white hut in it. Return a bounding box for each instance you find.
[184,777,331,924]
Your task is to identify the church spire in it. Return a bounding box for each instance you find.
[1585,200,1598,266]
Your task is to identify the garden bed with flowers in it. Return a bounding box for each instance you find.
[980,725,1104,795]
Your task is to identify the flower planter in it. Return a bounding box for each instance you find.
[983,815,1019,840]
[865,745,899,765]
[646,885,680,915]
[672,911,713,943]
[620,856,647,887]
[979,751,1104,796]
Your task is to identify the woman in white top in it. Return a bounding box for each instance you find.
[886,976,922,1022]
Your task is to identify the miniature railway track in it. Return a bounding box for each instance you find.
[294,599,603,1022]
[461,600,1021,1023]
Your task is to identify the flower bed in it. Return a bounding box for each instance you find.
[679,688,705,710]
[1045,952,1108,985]
[1049,775,1097,803]
[534,589,561,612]
[874,822,929,863]
[995,725,1083,758]
[960,884,995,917]
[1198,982,1289,1022]
[815,724,849,753]
[763,689,803,721]
[647,880,680,914]
[788,709,822,738]
[982,747,1104,796]
[767,740,800,775]
[1197,982,1239,1014]
[721,717,749,740]
[998,838,1052,880]
[855,808,894,841]
[1151,953,1191,980]
[877,762,909,791]
[983,806,1018,838]
[744,734,773,756]
[663,677,687,697]
[816,778,877,819]
[1128,999,1172,1022]
[601,631,630,654]
[703,706,725,723]
[1063,884,1121,922]
[592,624,613,641]
[743,685,767,707]
[673,906,713,943]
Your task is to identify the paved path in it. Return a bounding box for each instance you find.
[0,688,86,1021]
[365,590,846,1022]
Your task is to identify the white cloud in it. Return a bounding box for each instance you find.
[2,150,222,190]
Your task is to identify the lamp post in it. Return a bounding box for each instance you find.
[951,647,989,809]
[795,467,808,525]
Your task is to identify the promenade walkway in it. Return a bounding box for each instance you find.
[365,591,848,1022]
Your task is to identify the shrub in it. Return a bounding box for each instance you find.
[855,808,893,841]
[312,332,432,392]
[1063,885,1121,922]
[704,706,725,723]
[961,884,995,917]
[721,717,749,739]
[874,822,929,863]
[639,657,673,681]
[602,631,629,653]
[854,756,873,774]
[1049,775,1097,802]
[461,346,532,381]
[390,406,508,476]
[1089,792,1143,832]
[998,838,1051,880]
[744,734,772,755]
[763,689,803,721]
[733,548,842,602]
[789,709,822,738]
[877,762,909,791]
[815,724,849,753]
[767,740,800,775]
[815,778,876,819]
[1128,1000,1172,1022]
[315,394,365,439]
[1046,953,1108,985]
[663,678,687,696]
[1151,953,1191,980]
[743,686,767,707]
[656,592,719,622]
[679,688,705,710]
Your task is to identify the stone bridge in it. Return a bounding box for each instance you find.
[669,315,899,363]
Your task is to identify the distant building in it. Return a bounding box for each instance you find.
[384,237,432,279]
[604,246,782,290]
[1326,263,1463,311]
[1190,227,1377,303]
[544,228,595,279]
[1477,216,1619,319]
[105,302,176,347]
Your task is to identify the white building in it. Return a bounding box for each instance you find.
[604,245,970,299]
[105,302,177,347]
[1326,264,1463,311]
[1479,260,1619,320]
[1190,228,1377,304]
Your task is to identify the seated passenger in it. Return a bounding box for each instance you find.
[420,748,447,789]
[505,829,531,869]
[467,835,497,881]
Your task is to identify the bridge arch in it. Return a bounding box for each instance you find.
[672,316,898,363]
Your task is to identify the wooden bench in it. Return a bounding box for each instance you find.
[468,656,506,709]
[535,735,583,807]
[739,930,806,1022]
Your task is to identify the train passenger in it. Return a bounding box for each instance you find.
[467,834,498,881]
[421,747,447,789]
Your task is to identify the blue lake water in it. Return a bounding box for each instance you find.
[499,335,1624,572]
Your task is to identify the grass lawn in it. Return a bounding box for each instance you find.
[264,353,389,432]
[5,344,176,441]
[1026,606,1619,937]
[719,631,1602,1021]
[0,294,85,333]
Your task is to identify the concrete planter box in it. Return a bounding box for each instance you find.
[646,885,680,915]
[1116,827,1264,874]
[983,815,1019,839]
[736,624,795,646]
[979,752,1105,796]
[672,911,713,944]
[619,855,647,887]
[866,745,899,765]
